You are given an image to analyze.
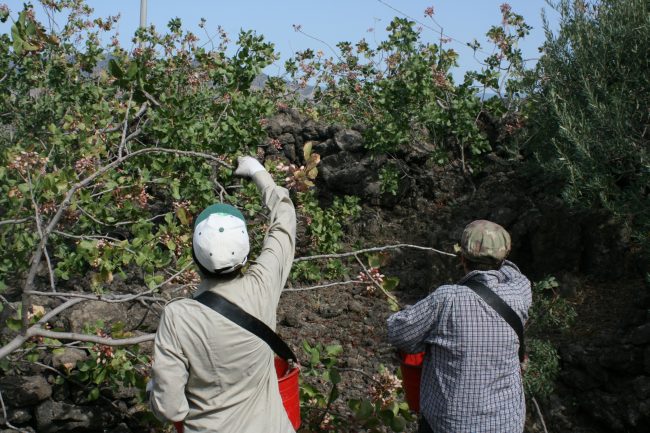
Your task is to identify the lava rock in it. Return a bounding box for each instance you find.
[50,347,88,370]
[334,129,364,153]
[35,400,117,433]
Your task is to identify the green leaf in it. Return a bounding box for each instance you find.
[329,367,341,385]
[390,415,407,432]
[88,387,100,401]
[382,276,400,291]
[108,59,124,79]
[94,367,107,384]
[309,348,320,366]
[176,206,189,225]
[6,318,22,332]
[355,399,374,419]
[125,62,139,80]
[325,344,343,357]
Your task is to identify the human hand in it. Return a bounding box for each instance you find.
[234,156,265,178]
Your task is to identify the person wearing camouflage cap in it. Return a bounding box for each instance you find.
[387,219,531,433]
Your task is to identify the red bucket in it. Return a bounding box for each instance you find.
[275,357,301,430]
[174,358,301,433]
[399,351,425,413]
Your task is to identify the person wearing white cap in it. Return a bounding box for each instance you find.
[149,156,296,433]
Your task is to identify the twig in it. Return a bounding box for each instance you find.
[284,280,360,292]
[294,243,456,262]
[338,367,382,384]
[25,291,160,304]
[118,91,134,158]
[43,246,56,292]
[0,389,20,431]
[30,329,155,346]
[142,90,161,107]
[0,217,32,227]
[0,296,17,312]
[354,254,400,307]
[52,231,137,254]
[26,262,191,305]
[102,101,148,134]
[531,396,549,433]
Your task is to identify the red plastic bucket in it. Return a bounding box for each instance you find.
[275,357,301,430]
[399,351,425,413]
[174,358,300,433]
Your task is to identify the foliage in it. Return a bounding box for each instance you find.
[299,341,415,432]
[523,338,560,399]
[287,17,490,160]
[277,141,321,192]
[69,321,150,402]
[297,192,361,255]
[523,275,577,399]
[290,192,361,283]
[529,0,650,253]
[527,275,577,334]
[379,164,400,196]
[0,0,276,296]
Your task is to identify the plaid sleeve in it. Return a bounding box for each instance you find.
[386,289,448,353]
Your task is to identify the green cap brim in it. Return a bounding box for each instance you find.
[195,204,245,228]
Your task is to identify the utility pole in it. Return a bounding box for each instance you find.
[139,0,147,48]
[140,0,148,29]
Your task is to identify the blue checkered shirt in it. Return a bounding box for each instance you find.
[387,261,531,433]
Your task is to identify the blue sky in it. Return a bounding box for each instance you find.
[2,1,558,80]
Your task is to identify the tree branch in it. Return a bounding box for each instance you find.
[0,217,32,227]
[294,243,456,262]
[25,291,160,303]
[531,396,549,433]
[29,329,155,346]
[284,280,360,292]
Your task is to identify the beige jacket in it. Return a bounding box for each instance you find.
[150,171,296,433]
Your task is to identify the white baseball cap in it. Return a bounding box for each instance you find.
[192,204,249,275]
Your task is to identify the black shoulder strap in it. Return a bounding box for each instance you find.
[464,279,526,362]
[195,291,297,362]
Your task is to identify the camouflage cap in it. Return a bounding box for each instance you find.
[460,220,511,264]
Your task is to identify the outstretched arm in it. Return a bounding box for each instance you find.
[387,290,446,353]
[235,156,296,303]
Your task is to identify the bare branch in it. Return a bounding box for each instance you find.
[0,388,21,431]
[25,291,161,304]
[532,397,549,433]
[0,217,32,227]
[102,101,149,134]
[43,247,56,292]
[294,243,457,262]
[284,280,360,292]
[37,298,85,325]
[30,329,155,346]
[118,91,134,158]
[142,90,161,107]
[0,297,149,360]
